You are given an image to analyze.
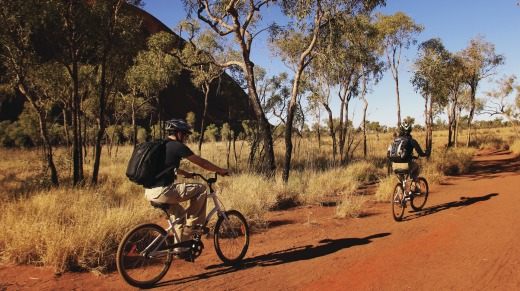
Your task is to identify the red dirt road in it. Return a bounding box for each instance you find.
[2,149,520,290]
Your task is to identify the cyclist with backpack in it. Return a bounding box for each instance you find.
[144,118,229,244]
[388,122,429,184]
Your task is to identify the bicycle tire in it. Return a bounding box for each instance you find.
[392,183,405,222]
[410,177,429,211]
[116,223,173,288]
[214,210,250,265]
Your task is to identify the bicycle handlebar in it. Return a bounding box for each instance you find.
[192,172,218,185]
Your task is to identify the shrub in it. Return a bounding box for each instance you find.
[433,148,475,176]
[509,138,520,157]
[335,193,367,218]
[374,176,395,203]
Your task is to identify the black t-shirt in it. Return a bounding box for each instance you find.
[158,139,194,185]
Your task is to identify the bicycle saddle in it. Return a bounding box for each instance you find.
[150,201,171,211]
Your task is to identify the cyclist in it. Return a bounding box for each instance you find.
[144,118,229,244]
[392,121,429,187]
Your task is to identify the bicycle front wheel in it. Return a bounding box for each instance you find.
[392,183,405,222]
[411,177,429,211]
[116,223,173,288]
[214,210,250,265]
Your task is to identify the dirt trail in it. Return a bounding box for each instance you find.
[2,149,520,290]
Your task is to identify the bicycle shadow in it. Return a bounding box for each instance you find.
[405,193,499,221]
[159,232,390,286]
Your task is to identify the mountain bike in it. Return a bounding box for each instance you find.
[391,157,429,222]
[116,173,250,288]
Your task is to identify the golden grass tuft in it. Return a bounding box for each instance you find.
[510,138,520,156]
[0,189,156,272]
[216,173,279,226]
[305,168,361,205]
[335,194,368,218]
[373,176,396,203]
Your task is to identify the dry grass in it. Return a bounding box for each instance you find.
[0,126,515,272]
[373,176,396,203]
[335,193,368,218]
[511,139,520,156]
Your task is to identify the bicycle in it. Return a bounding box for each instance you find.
[391,157,429,222]
[116,173,250,288]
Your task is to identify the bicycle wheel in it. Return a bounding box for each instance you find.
[214,210,250,265]
[411,177,429,211]
[116,223,173,288]
[392,183,405,222]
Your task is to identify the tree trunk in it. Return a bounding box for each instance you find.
[466,81,477,147]
[360,65,368,159]
[282,97,297,182]
[198,84,210,155]
[395,71,401,126]
[323,103,337,162]
[244,63,275,177]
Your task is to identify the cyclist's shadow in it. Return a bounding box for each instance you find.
[162,232,390,286]
[407,193,499,220]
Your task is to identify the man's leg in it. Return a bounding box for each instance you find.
[182,183,207,227]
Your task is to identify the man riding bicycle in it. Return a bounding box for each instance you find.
[389,122,429,185]
[144,118,229,244]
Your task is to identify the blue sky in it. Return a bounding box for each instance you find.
[141,1,519,127]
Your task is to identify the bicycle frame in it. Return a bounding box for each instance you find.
[145,177,235,258]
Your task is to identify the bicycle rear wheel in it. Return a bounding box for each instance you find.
[392,183,405,222]
[214,210,250,265]
[116,223,172,288]
[411,177,429,211]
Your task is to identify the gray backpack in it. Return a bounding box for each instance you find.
[387,136,411,163]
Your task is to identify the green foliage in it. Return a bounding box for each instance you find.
[221,123,232,141]
[186,111,196,131]
[204,124,220,142]
[125,32,181,97]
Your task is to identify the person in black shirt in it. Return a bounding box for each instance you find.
[396,121,429,182]
[145,119,229,244]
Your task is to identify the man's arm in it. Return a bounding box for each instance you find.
[410,138,428,157]
[186,154,229,176]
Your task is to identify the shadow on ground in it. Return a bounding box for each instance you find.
[157,232,390,287]
[405,193,499,221]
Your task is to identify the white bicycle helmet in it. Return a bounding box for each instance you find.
[400,121,412,135]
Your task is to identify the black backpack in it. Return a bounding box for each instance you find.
[126,139,172,188]
[387,136,411,163]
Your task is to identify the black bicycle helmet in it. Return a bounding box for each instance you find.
[165,118,192,134]
[400,121,412,135]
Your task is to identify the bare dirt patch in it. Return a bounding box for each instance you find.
[2,149,520,290]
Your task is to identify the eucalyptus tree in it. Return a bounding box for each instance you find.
[374,12,423,126]
[175,20,228,154]
[125,32,181,146]
[181,0,278,177]
[33,0,144,185]
[346,15,384,158]
[460,35,504,147]
[444,53,466,147]
[262,72,292,125]
[271,0,384,181]
[90,0,144,184]
[411,38,451,152]
[0,0,59,185]
[331,15,384,162]
[483,75,519,135]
